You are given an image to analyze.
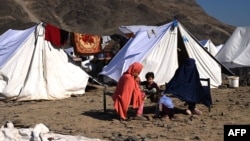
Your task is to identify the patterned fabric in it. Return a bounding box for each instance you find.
[71,33,101,55]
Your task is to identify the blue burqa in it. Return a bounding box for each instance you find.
[164,58,212,107]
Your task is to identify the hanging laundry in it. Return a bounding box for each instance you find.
[71,32,101,55]
[101,35,112,49]
[45,23,69,47]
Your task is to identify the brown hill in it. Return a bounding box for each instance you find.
[0,0,234,45]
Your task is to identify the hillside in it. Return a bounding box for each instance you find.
[0,0,234,45]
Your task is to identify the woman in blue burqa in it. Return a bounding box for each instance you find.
[164,58,212,115]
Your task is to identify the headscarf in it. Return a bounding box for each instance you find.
[124,62,143,75]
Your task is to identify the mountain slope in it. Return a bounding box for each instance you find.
[0,0,234,45]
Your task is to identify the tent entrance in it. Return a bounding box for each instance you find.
[177,28,189,67]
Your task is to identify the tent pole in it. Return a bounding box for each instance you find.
[103,85,107,113]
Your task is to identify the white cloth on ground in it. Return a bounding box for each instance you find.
[0,121,104,141]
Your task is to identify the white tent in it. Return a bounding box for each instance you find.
[199,39,218,56]
[215,27,250,69]
[0,23,89,101]
[216,44,224,53]
[100,20,227,88]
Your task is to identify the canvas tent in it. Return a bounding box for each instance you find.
[199,39,218,56]
[100,20,232,88]
[216,44,224,53]
[215,27,250,69]
[0,23,89,101]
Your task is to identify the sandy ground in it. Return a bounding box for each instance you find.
[0,82,250,141]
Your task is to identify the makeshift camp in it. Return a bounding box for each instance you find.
[100,20,232,88]
[0,23,89,101]
[199,39,218,56]
[215,27,250,69]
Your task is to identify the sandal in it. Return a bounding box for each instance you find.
[134,115,147,121]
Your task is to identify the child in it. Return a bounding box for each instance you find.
[141,72,163,118]
[158,95,175,120]
[140,72,161,103]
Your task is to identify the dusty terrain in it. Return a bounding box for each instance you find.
[0,1,246,141]
[1,81,249,141]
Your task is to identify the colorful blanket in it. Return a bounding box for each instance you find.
[71,33,101,55]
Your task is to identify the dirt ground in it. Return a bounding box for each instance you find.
[0,82,250,141]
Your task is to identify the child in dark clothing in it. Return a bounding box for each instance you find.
[140,72,161,103]
[141,72,173,119]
